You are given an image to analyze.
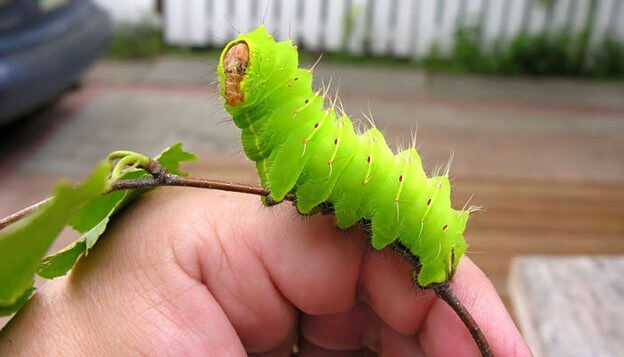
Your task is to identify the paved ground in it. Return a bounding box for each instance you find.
[1,56,624,327]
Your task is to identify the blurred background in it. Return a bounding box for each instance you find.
[1,0,623,354]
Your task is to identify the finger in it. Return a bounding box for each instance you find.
[301,303,426,355]
[418,258,532,356]
[358,247,437,335]
[187,190,369,351]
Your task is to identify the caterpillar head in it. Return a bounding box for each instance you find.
[218,26,301,128]
[222,43,249,107]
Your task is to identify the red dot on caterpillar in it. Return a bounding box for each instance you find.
[367,156,371,163]
[427,198,432,205]
[305,99,309,104]
[399,175,403,182]
[333,138,338,145]
[314,123,319,128]
[294,77,299,81]
[442,225,448,231]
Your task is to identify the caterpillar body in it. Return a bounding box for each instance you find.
[218,26,469,288]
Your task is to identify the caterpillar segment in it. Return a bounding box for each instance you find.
[218,26,469,288]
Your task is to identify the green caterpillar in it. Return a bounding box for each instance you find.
[218,26,469,288]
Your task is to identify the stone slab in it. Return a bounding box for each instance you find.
[509,256,624,357]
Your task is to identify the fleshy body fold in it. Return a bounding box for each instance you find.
[218,26,469,287]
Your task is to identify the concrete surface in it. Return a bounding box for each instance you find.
[8,55,624,183]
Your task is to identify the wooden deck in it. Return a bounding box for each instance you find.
[456,178,624,310]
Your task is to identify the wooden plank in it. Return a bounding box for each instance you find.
[414,0,437,59]
[506,0,528,41]
[277,0,297,41]
[483,0,506,50]
[302,0,322,51]
[615,0,624,38]
[527,0,547,35]
[210,0,230,44]
[163,0,186,45]
[346,0,369,55]
[324,0,347,52]
[570,0,591,35]
[439,0,461,55]
[589,0,615,51]
[371,0,393,55]
[509,256,624,356]
[187,0,209,45]
[392,0,417,57]
[463,0,483,27]
[551,0,572,33]
[233,0,253,34]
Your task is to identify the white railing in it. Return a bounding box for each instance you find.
[163,0,624,59]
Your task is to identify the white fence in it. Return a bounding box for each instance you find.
[94,0,159,24]
[163,0,624,59]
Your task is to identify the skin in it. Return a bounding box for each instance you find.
[0,188,531,356]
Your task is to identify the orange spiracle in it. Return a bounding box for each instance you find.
[223,43,250,107]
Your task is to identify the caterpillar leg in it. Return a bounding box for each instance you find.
[263,192,281,207]
[309,201,335,216]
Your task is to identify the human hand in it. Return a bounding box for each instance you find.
[0,188,531,356]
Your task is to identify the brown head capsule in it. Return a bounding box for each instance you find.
[223,42,250,106]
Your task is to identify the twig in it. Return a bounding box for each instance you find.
[433,283,493,357]
[0,198,52,230]
[0,173,294,231]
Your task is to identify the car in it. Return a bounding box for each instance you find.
[0,0,111,123]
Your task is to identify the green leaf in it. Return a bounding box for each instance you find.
[37,143,197,280]
[156,142,197,176]
[0,143,197,315]
[36,238,86,279]
[0,162,111,312]
[0,287,35,316]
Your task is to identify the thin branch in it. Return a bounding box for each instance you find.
[432,283,493,357]
[0,198,53,230]
[0,173,294,231]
